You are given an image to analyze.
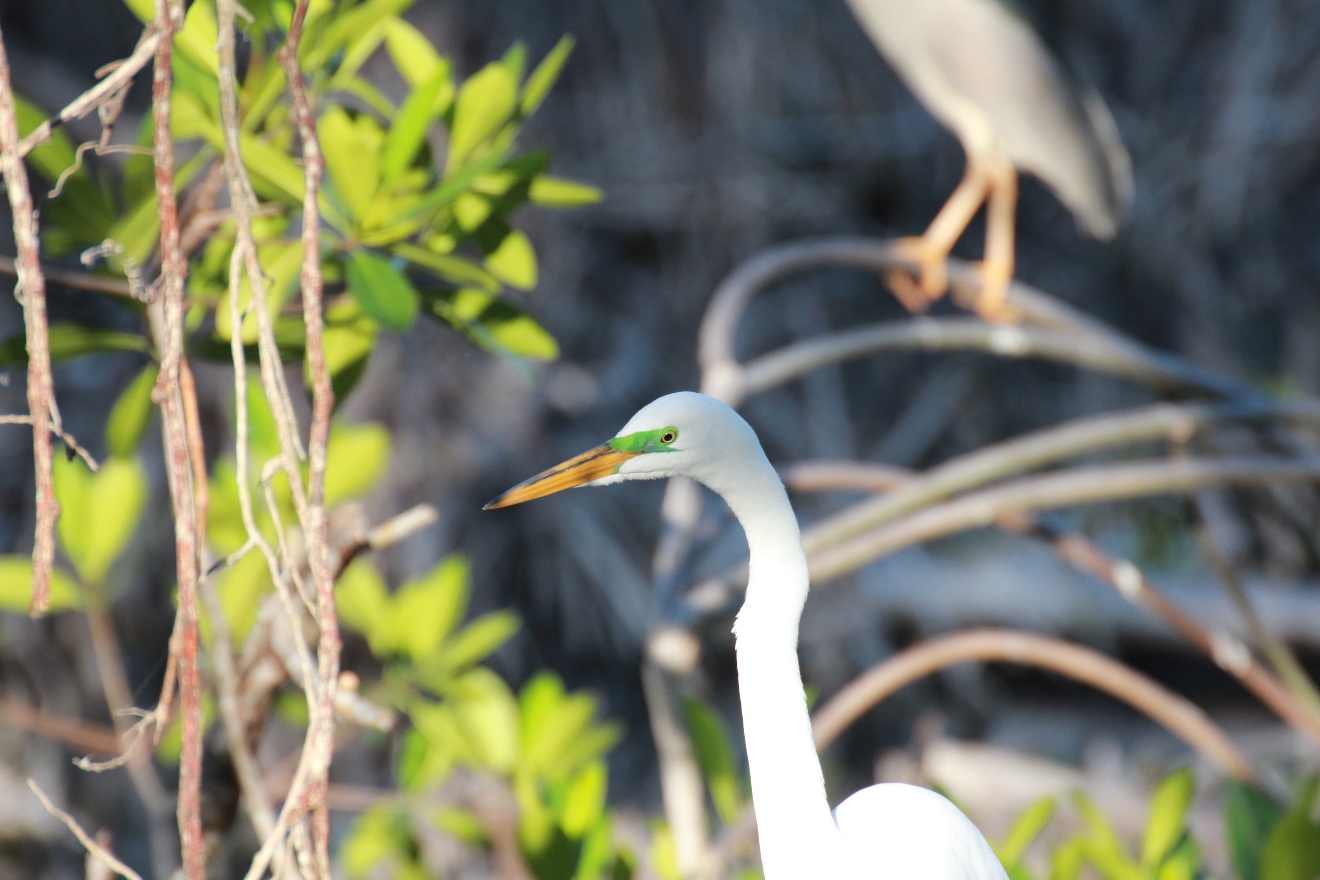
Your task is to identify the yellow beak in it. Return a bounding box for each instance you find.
[484,444,640,509]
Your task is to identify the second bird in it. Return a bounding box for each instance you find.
[844,0,1133,320]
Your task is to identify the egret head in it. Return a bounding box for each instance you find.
[484,392,764,509]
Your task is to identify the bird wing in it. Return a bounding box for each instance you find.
[834,783,1009,880]
[924,0,1132,238]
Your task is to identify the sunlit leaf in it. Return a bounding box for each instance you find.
[447,62,516,170]
[394,242,499,292]
[177,0,220,77]
[1260,777,1320,880]
[382,18,446,90]
[0,557,81,612]
[1142,768,1195,867]
[437,611,520,671]
[318,298,377,404]
[426,287,558,361]
[53,455,147,587]
[996,796,1056,867]
[485,228,538,290]
[325,423,391,506]
[561,762,607,838]
[388,555,469,661]
[106,363,159,458]
[529,175,603,208]
[319,107,383,223]
[14,96,76,183]
[451,667,519,773]
[336,559,391,652]
[382,68,449,185]
[521,36,575,115]
[345,250,419,332]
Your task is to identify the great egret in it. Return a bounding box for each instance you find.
[487,392,1007,879]
[843,0,1132,321]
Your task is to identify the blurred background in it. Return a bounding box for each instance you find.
[2,0,1320,877]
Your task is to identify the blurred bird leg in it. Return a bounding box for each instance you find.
[965,160,1022,324]
[890,158,991,311]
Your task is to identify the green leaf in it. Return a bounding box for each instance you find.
[336,560,391,653]
[319,107,383,224]
[484,228,538,290]
[345,251,419,332]
[521,36,575,115]
[682,696,743,825]
[437,611,520,671]
[388,555,470,661]
[176,0,220,76]
[304,0,411,69]
[0,325,148,365]
[529,175,603,208]
[395,242,499,292]
[381,68,449,185]
[501,42,526,84]
[450,667,519,773]
[1260,777,1320,880]
[105,363,159,458]
[561,762,607,838]
[1073,792,1138,880]
[447,62,517,170]
[425,287,558,361]
[14,95,76,183]
[1142,768,1195,867]
[382,18,447,90]
[0,556,81,612]
[53,456,146,587]
[318,299,377,404]
[325,423,391,505]
[1228,783,1284,880]
[997,796,1057,867]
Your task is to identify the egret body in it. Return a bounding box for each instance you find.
[844,0,1132,320]
[487,392,1007,878]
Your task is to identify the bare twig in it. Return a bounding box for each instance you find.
[810,628,1254,779]
[806,456,1320,582]
[145,1,204,875]
[0,414,99,469]
[15,28,161,157]
[331,503,439,579]
[0,256,135,297]
[696,237,1257,404]
[1192,493,1320,717]
[0,23,61,616]
[1015,517,1320,751]
[0,698,121,755]
[28,779,144,880]
[281,1,338,872]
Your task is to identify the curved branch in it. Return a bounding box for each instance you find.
[807,456,1320,581]
[810,628,1254,781]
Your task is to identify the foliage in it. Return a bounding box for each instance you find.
[337,553,634,879]
[10,0,600,390]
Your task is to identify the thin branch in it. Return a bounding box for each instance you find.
[696,236,1256,404]
[802,400,1320,560]
[280,1,338,873]
[0,698,121,755]
[0,414,99,469]
[806,456,1320,582]
[810,628,1254,780]
[146,1,204,875]
[1195,503,1320,716]
[15,28,161,157]
[0,22,60,616]
[332,503,439,580]
[1014,516,1320,751]
[737,318,1264,405]
[0,255,135,297]
[28,779,144,880]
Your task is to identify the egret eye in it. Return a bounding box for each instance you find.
[660,429,677,445]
